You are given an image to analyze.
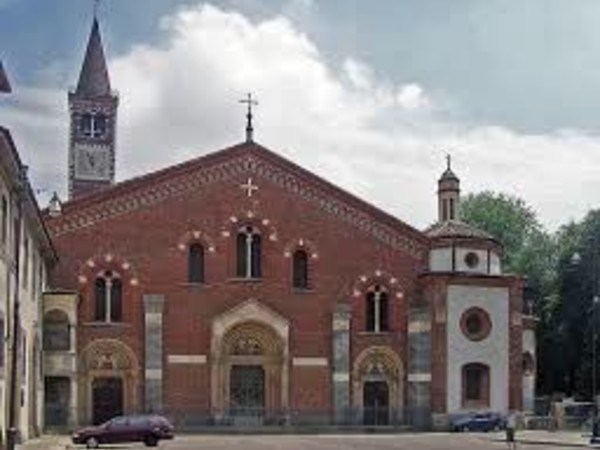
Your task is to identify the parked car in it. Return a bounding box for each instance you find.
[72,414,174,448]
[451,411,506,432]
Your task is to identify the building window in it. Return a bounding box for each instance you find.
[523,352,535,376]
[22,235,29,287]
[81,113,107,139]
[462,363,490,407]
[464,252,479,269]
[460,307,492,341]
[43,310,70,351]
[1,195,7,245]
[188,243,205,283]
[366,285,389,332]
[449,198,455,220]
[236,226,261,278]
[94,270,122,322]
[292,249,309,289]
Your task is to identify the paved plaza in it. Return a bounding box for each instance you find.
[17,431,595,450]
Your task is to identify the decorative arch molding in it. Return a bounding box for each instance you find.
[176,229,216,253]
[352,346,405,419]
[283,238,319,260]
[210,299,290,422]
[211,299,289,356]
[219,210,279,243]
[77,252,140,287]
[78,339,140,424]
[351,269,405,300]
[80,338,139,372]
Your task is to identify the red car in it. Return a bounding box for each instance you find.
[71,414,174,448]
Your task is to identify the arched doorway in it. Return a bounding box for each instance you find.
[79,339,139,425]
[363,380,389,425]
[211,300,289,425]
[353,346,404,426]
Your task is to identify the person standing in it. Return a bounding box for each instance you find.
[506,411,517,450]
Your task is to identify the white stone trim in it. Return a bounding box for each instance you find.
[408,321,431,333]
[333,373,350,382]
[167,354,207,365]
[408,373,432,382]
[145,312,162,325]
[145,369,163,380]
[293,357,328,367]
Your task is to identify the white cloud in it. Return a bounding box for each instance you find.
[1,2,599,231]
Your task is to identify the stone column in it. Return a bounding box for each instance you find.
[332,303,351,425]
[143,294,165,412]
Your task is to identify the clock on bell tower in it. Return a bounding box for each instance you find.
[68,16,118,199]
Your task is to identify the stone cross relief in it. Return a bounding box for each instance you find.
[240,177,259,197]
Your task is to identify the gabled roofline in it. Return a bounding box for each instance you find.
[50,141,429,247]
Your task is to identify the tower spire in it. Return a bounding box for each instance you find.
[76,13,111,96]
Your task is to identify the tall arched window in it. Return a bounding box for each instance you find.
[292,249,309,289]
[188,243,205,283]
[366,285,389,332]
[462,363,490,408]
[94,271,122,323]
[236,226,261,278]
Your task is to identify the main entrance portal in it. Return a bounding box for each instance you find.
[230,365,265,422]
[92,377,123,425]
[363,380,390,425]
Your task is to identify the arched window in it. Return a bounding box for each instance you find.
[43,310,70,351]
[236,226,261,278]
[366,285,389,332]
[188,243,205,283]
[81,112,107,138]
[462,363,490,408]
[94,271,122,323]
[292,249,309,289]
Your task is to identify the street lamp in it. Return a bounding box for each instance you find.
[571,251,599,430]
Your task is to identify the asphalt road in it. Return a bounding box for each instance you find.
[130,434,586,450]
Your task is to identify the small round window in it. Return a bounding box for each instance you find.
[460,307,491,341]
[465,252,479,269]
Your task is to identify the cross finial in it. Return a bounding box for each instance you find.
[93,0,101,18]
[446,154,451,171]
[239,93,258,142]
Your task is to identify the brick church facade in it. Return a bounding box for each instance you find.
[41,18,536,430]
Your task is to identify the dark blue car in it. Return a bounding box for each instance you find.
[451,412,506,432]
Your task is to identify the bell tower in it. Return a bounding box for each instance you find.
[438,155,460,222]
[68,15,118,199]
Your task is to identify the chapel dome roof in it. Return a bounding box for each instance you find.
[425,219,497,242]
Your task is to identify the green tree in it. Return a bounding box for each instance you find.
[461,191,556,297]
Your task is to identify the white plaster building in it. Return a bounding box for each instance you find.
[0,63,58,442]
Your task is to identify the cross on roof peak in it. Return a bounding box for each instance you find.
[93,0,102,18]
[239,93,258,142]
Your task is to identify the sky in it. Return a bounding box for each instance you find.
[1,0,600,231]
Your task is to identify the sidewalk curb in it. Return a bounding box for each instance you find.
[490,437,592,448]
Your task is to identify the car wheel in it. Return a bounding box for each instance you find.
[86,437,99,449]
[493,424,501,432]
[144,435,158,447]
[462,425,469,432]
